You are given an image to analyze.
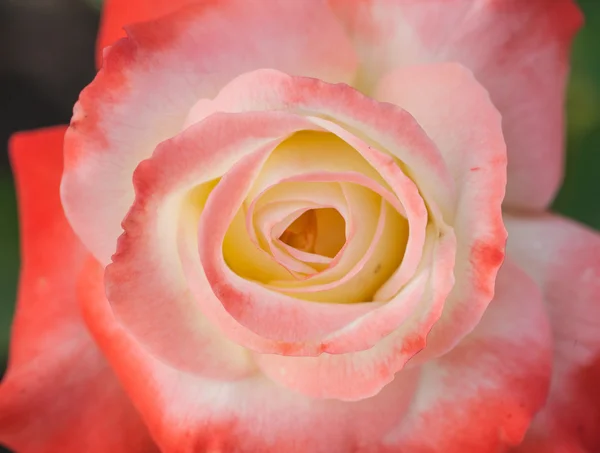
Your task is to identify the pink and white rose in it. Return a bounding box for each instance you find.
[1,1,598,452]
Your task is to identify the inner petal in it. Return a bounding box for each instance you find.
[279,209,318,253]
[279,208,346,259]
[249,181,349,275]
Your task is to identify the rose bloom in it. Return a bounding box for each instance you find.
[0,0,598,452]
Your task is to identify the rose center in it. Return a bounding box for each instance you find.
[279,208,346,258]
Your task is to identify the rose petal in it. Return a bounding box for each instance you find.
[245,131,392,202]
[506,214,600,453]
[255,229,455,400]
[223,199,300,282]
[62,0,357,264]
[82,262,421,453]
[380,261,552,452]
[306,118,426,301]
[329,0,582,210]
[206,74,436,301]
[255,202,326,275]
[197,140,378,342]
[105,112,329,370]
[375,63,507,364]
[268,187,406,304]
[249,182,348,273]
[206,69,504,361]
[0,127,157,453]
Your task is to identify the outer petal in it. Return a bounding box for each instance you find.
[83,258,421,453]
[97,0,196,67]
[506,214,600,453]
[380,261,552,453]
[0,127,157,453]
[330,0,582,210]
[62,0,357,264]
[85,251,552,453]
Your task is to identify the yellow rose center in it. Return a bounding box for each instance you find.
[279,208,346,258]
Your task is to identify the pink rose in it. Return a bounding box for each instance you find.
[1,1,598,452]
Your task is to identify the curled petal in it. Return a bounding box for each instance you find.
[307,118,426,300]
[248,182,348,274]
[254,201,328,275]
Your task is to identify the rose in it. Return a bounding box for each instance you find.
[0,1,597,452]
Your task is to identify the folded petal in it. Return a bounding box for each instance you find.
[0,127,156,453]
[63,0,357,264]
[330,0,582,210]
[506,214,600,453]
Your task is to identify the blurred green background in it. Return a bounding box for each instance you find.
[0,0,599,376]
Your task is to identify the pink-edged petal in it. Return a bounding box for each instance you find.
[192,71,510,386]
[0,127,157,453]
[210,69,455,216]
[330,0,582,210]
[105,112,328,369]
[245,131,392,202]
[255,229,456,400]
[106,110,378,361]
[307,117,427,300]
[379,261,552,452]
[82,259,421,453]
[277,241,333,267]
[506,214,600,453]
[375,63,507,364]
[206,71,436,299]
[197,140,378,343]
[62,0,357,264]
